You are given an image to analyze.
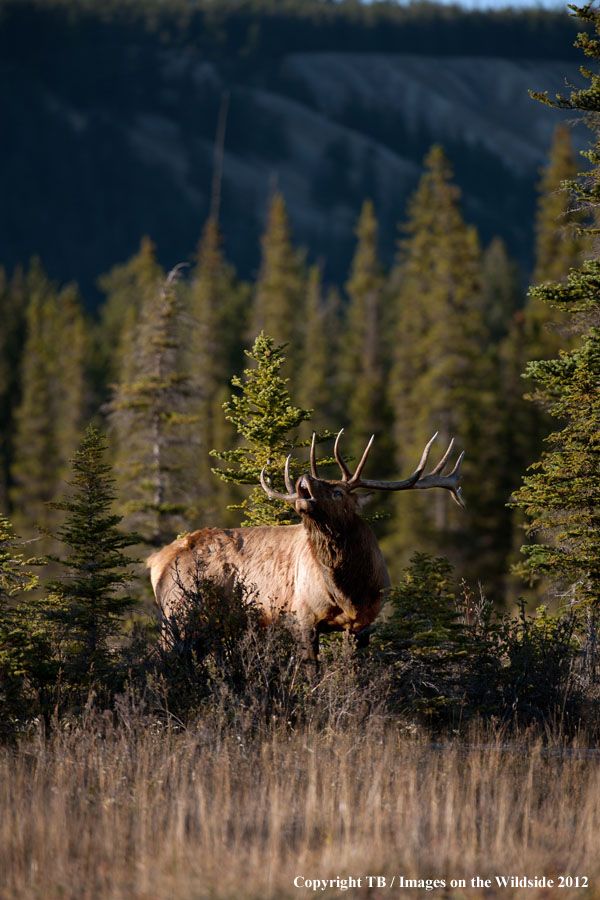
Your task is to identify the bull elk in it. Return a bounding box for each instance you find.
[147,431,464,660]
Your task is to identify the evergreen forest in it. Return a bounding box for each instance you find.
[2,0,600,748]
[6,4,600,898]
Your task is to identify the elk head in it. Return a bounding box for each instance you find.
[260,430,465,522]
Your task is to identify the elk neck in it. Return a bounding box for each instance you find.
[302,512,385,613]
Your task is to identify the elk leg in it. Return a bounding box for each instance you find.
[355,627,370,650]
[300,626,320,671]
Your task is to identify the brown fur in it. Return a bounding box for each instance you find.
[147,476,390,655]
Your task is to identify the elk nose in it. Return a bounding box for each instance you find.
[297,475,314,500]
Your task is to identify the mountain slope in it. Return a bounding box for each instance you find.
[0,6,585,299]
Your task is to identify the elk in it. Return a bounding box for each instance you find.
[147,430,464,660]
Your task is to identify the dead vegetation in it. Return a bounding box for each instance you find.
[2,713,600,900]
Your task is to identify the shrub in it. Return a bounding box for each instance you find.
[373,553,580,727]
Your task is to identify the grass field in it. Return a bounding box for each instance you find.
[2,714,600,900]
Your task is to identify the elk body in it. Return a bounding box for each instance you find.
[147,431,464,659]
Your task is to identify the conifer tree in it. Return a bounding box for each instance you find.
[481,237,523,343]
[109,267,197,547]
[10,265,89,542]
[211,333,312,526]
[10,263,61,538]
[97,237,164,389]
[186,218,246,521]
[53,284,89,481]
[0,513,39,727]
[0,267,26,511]
[44,425,137,703]
[513,3,600,664]
[387,147,500,588]
[533,125,584,286]
[339,200,390,470]
[297,264,336,434]
[527,125,587,364]
[250,193,305,373]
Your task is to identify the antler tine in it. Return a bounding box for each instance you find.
[345,432,465,509]
[310,433,319,478]
[349,434,375,484]
[346,432,438,492]
[334,429,352,482]
[413,432,438,479]
[414,444,465,508]
[284,455,295,493]
[260,465,298,503]
[430,437,454,475]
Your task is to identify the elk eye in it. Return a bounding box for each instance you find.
[333,489,344,499]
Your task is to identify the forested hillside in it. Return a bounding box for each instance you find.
[0,0,586,296]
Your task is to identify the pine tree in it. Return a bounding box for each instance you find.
[513,332,600,610]
[211,332,313,526]
[0,267,26,511]
[96,237,164,390]
[10,263,61,538]
[513,3,600,668]
[10,264,89,543]
[44,425,138,703]
[339,200,390,470]
[297,264,336,434]
[386,146,500,589]
[250,193,305,372]
[533,125,584,286]
[0,513,39,729]
[527,126,587,364]
[186,218,246,521]
[53,283,89,482]
[109,267,197,547]
[481,237,523,343]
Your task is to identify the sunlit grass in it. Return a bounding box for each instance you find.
[2,716,600,900]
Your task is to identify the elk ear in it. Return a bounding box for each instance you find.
[356,492,374,509]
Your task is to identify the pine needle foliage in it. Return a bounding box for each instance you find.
[250,193,305,373]
[513,3,600,642]
[109,266,198,546]
[44,425,138,702]
[533,125,585,286]
[0,513,39,730]
[9,262,88,542]
[386,146,500,586]
[340,199,389,469]
[186,218,247,521]
[211,333,314,526]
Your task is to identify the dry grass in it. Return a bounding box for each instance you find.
[2,716,600,900]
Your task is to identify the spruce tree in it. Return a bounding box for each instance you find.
[186,218,246,521]
[339,200,390,470]
[211,332,313,526]
[10,263,61,539]
[44,425,138,703]
[481,237,523,343]
[109,267,197,547]
[533,125,584,286]
[297,264,336,434]
[10,265,89,543]
[513,2,600,667]
[250,193,305,372]
[387,146,500,589]
[0,513,39,728]
[527,125,587,364]
[96,237,164,389]
[53,283,89,482]
[0,267,26,511]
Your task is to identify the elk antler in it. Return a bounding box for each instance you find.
[260,456,299,502]
[310,433,319,478]
[337,431,465,507]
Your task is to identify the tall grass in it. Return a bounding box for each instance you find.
[2,715,600,900]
